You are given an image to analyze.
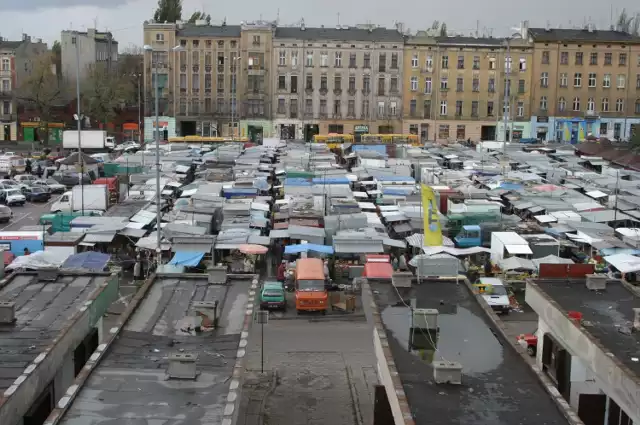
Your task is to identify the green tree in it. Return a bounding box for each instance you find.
[15,53,67,145]
[188,11,211,24]
[81,64,133,126]
[614,9,640,35]
[51,40,62,76]
[153,0,182,23]
[439,23,447,36]
[631,130,640,151]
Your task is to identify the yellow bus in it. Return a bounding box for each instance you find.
[312,134,355,149]
[360,134,420,146]
[168,136,250,143]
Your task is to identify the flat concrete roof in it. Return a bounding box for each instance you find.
[58,276,245,425]
[531,278,640,378]
[370,281,570,425]
[0,273,108,392]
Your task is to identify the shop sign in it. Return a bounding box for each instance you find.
[537,116,549,123]
[354,125,369,133]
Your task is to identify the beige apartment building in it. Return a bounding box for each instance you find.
[272,23,405,140]
[403,32,533,142]
[529,26,640,142]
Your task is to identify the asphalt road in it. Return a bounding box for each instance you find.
[0,194,62,231]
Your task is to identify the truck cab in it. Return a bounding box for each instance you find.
[295,258,328,314]
[454,225,481,248]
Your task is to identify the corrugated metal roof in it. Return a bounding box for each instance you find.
[177,24,241,38]
[275,26,404,42]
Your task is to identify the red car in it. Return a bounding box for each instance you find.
[516,330,538,356]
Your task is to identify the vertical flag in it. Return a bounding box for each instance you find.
[421,184,443,246]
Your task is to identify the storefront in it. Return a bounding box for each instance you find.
[0,122,16,141]
[354,124,369,143]
[20,122,63,144]
[597,118,640,141]
[496,121,532,142]
[240,120,274,143]
[143,116,176,142]
[531,116,555,142]
[554,117,600,144]
[274,119,302,140]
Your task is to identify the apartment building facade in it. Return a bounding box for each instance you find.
[529,26,640,142]
[402,32,533,142]
[272,24,405,140]
[61,29,118,83]
[0,34,48,141]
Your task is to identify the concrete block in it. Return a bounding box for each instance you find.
[412,308,438,330]
[167,352,198,379]
[192,301,218,328]
[432,360,462,385]
[585,274,607,291]
[208,266,227,284]
[0,301,15,324]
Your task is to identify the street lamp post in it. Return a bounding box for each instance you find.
[73,33,84,215]
[226,55,240,139]
[143,44,183,267]
[502,29,524,156]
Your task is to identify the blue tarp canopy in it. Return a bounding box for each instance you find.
[62,252,111,271]
[499,183,523,190]
[169,251,205,267]
[284,243,334,255]
[352,145,386,154]
[284,178,312,186]
[311,177,350,185]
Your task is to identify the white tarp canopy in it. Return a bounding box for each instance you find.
[6,250,70,270]
[603,253,640,273]
[504,244,533,255]
[498,256,535,271]
[533,255,575,268]
[421,246,491,256]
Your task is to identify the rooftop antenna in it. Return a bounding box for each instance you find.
[338,13,341,27]
[93,17,98,29]
[276,8,280,24]
[476,20,479,37]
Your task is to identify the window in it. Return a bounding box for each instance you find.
[333,99,341,116]
[518,79,525,93]
[572,97,580,111]
[334,75,342,90]
[334,51,342,67]
[425,55,433,70]
[377,101,385,117]
[252,35,261,45]
[619,53,627,66]
[305,99,313,114]
[410,54,419,68]
[3,101,11,114]
[487,101,494,116]
[442,55,449,69]
[560,51,568,65]
[349,53,356,68]
[363,75,370,92]
[320,51,328,67]
[457,55,464,69]
[291,51,298,67]
[560,73,568,87]
[290,99,298,117]
[519,57,526,71]
[456,77,463,92]
[473,56,480,70]
[488,57,496,70]
[589,52,598,65]
[440,77,448,90]
[391,53,398,69]
[575,52,583,65]
[424,77,432,94]
[0,58,9,71]
[604,53,612,65]
[473,78,480,92]
[455,100,463,116]
[278,75,286,90]
[588,72,596,87]
[1,79,10,92]
[409,99,417,116]
[348,100,355,116]
[517,101,524,117]
[155,33,164,42]
[488,77,495,92]
[390,76,398,92]
[379,53,386,72]
[540,96,547,110]
[456,125,466,140]
[364,53,371,68]
[279,50,286,66]
[277,98,286,114]
[602,97,609,112]
[542,51,550,64]
[440,100,447,115]
[587,97,595,112]
[558,97,566,112]
[410,76,418,91]
[471,101,479,116]
[378,77,385,95]
[389,101,397,116]
[505,56,512,72]
[362,100,369,118]
[616,98,624,112]
[574,72,582,87]
[423,100,431,118]
[320,75,327,90]
[306,74,313,89]
[348,76,356,91]
[320,99,327,115]
[637,74,640,89]
[438,124,449,140]
[617,74,626,88]
[603,74,611,88]
[635,99,640,114]
[540,72,549,88]
[291,75,298,93]
[306,51,313,67]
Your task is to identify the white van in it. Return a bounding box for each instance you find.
[475,277,511,314]
[0,156,26,176]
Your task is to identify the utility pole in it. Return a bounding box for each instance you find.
[73,32,84,215]
[502,37,511,156]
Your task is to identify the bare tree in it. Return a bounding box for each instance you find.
[81,63,133,126]
[15,53,68,145]
[118,46,144,106]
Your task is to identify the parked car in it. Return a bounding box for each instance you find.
[259,281,287,311]
[23,186,51,202]
[0,205,12,223]
[13,174,39,189]
[1,188,26,206]
[32,179,66,193]
[516,330,538,356]
[113,141,140,153]
[51,171,92,187]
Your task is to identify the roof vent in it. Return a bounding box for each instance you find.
[192,301,219,329]
[412,308,438,330]
[0,302,16,324]
[633,308,640,332]
[38,268,59,282]
[167,352,199,379]
[433,361,462,384]
[585,274,607,291]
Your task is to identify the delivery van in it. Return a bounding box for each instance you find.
[295,258,328,314]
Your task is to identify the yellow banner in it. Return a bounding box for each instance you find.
[421,184,443,246]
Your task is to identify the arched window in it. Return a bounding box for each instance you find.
[558,97,566,112]
[572,97,580,111]
[602,98,609,112]
[615,98,624,112]
[587,98,595,112]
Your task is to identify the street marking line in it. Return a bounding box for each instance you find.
[0,213,32,230]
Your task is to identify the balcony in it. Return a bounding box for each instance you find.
[319,87,328,95]
[305,87,314,94]
[347,88,357,96]
[180,65,186,72]
[319,112,328,119]
[440,87,449,92]
[334,88,342,96]
[193,65,199,72]
[205,65,212,73]
[290,112,298,119]
[0,90,12,98]
[349,63,357,69]
[217,65,224,73]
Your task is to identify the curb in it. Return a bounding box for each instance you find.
[223,274,259,425]
[460,277,584,425]
[42,273,158,425]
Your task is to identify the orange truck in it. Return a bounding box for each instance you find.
[295,258,328,314]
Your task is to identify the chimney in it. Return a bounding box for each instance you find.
[192,300,219,329]
[585,274,607,290]
[587,23,595,33]
[520,20,529,39]
[22,33,27,41]
[300,18,306,31]
[0,302,16,324]
[633,308,640,332]
[167,352,199,379]
[433,361,463,384]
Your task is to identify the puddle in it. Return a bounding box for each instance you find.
[381,304,504,375]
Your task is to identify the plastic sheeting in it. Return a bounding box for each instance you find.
[169,251,205,267]
[284,244,334,255]
[6,250,69,270]
[421,246,491,256]
[603,253,640,273]
[62,252,111,271]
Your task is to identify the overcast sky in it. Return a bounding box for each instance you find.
[0,0,637,49]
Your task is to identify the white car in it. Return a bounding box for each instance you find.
[114,141,140,152]
[2,188,26,206]
[33,179,66,194]
[105,136,116,149]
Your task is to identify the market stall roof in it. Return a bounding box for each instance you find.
[333,238,384,254]
[534,214,557,224]
[363,261,393,279]
[269,229,290,239]
[168,251,205,267]
[498,256,535,271]
[504,244,533,255]
[532,255,575,268]
[284,244,334,255]
[82,233,116,244]
[603,253,640,273]
[62,252,111,271]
